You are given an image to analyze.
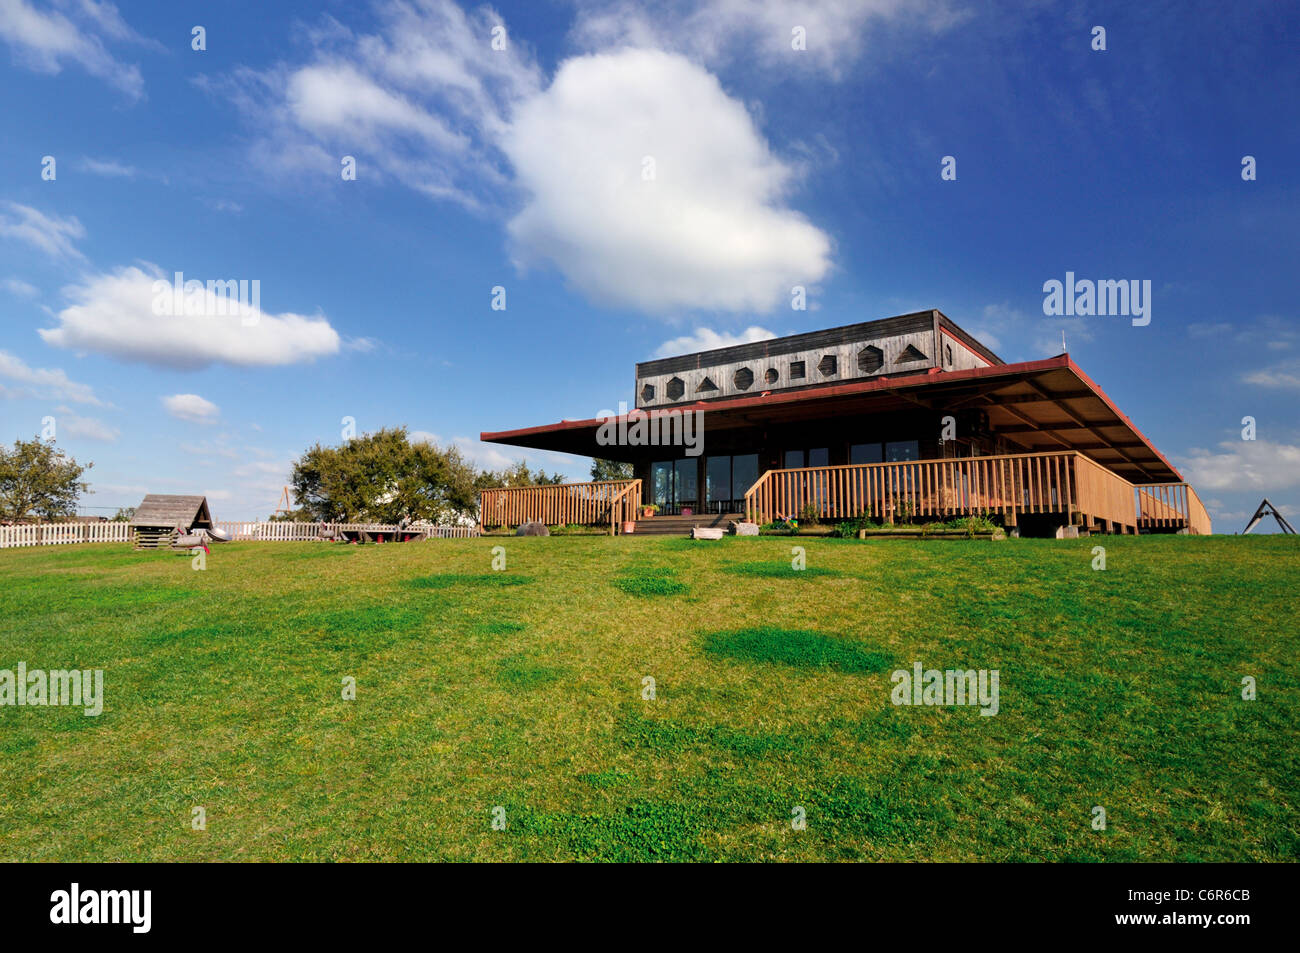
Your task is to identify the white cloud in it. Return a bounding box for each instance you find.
[54,409,118,441]
[0,349,104,405]
[0,0,147,98]
[0,202,86,259]
[504,49,831,313]
[1243,360,1300,389]
[202,0,541,209]
[1180,440,1300,492]
[653,325,776,358]
[78,156,137,177]
[40,264,342,369]
[569,0,965,78]
[2,277,38,296]
[210,5,833,314]
[162,393,220,423]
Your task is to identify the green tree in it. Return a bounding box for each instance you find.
[484,461,568,488]
[289,427,479,523]
[0,437,91,522]
[112,506,136,522]
[590,458,633,482]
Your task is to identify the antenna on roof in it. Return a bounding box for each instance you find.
[1061,329,1067,354]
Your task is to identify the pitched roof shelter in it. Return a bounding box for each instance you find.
[129,495,215,548]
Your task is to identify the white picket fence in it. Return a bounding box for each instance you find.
[214,521,479,541]
[0,520,478,549]
[0,522,133,548]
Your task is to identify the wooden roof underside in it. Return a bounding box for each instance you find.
[480,355,1183,484]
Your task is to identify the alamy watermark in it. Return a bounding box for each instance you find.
[1042,272,1150,326]
[151,271,260,326]
[0,663,103,716]
[596,401,704,457]
[891,661,999,716]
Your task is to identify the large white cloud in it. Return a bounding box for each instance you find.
[210,4,835,314]
[504,49,831,313]
[39,265,342,369]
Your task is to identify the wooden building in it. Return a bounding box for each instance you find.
[129,494,215,549]
[479,310,1210,536]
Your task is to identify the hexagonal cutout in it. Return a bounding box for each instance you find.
[641,383,655,403]
[666,376,685,401]
[734,367,755,390]
[818,354,838,377]
[857,345,883,374]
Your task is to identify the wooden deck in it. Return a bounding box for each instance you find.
[744,451,1210,534]
[474,454,1210,535]
[479,479,642,533]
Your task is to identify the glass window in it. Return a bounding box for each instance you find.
[706,456,731,503]
[674,459,698,505]
[651,461,673,506]
[732,455,758,498]
[784,450,804,469]
[851,443,883,464]
[808,447,829,468]
[886,440,919,462]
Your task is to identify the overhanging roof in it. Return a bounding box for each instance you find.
[481,354,1183,484]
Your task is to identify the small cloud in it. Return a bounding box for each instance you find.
[345,336,379,353]
[57,412,119,442]
[653,326,776,358]
[78,156,137,178]
[2,278,38,297]
[0,202,86,260]
[1243,360,1300,389]
[162,393,220,423]
[0,349,104,405]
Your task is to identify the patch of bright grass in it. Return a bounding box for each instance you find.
[613,567,688,597]
[703,626,894,673]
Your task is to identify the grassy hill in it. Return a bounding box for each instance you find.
[1,535,1295,861]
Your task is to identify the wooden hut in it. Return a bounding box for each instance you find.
[129,495,215,549]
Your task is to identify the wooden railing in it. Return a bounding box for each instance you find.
[478,479,642,533]
[1136,483,1212,535]
[744,451,1144,531]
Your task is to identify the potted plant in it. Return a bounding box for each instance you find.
[641,503,658,518]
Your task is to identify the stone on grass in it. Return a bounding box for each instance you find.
[731,521,759,536]
[516,521,550,536]
[692,527,725,540]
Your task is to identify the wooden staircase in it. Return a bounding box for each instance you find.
[632,512,743,536]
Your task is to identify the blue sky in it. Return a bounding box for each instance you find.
[0,0,1295,526]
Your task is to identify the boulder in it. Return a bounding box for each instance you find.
[731,521,759,536]
[516,521,550,537]
[692,527,725,540]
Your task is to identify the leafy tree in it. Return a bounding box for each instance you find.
[289,427,480,523]
[590,458,633,482]
[0,437,91,522]
[485,461,568,488]
[112,507,136,522]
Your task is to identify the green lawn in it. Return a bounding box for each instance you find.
[1,535,1296,861]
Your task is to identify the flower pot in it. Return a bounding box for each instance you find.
[681,508,693,517]
[641,507,656,518]
[621,520,636,534]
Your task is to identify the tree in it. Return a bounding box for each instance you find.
[0,437,91,522]
[484,461,568,488]
[112,507,136,522]
[289,427,480,523]
[590,458,633,482]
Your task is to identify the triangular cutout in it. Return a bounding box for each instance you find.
[895,344,928,364]
[696,377,718,393]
